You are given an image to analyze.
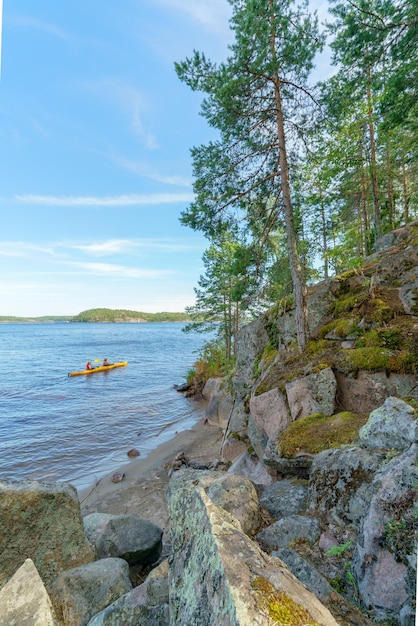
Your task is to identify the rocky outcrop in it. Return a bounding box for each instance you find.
[256,515,321,551]
[249,387,291,457]
[1,224,417,626]
[353,443,418,623]
[359,396,418,451]
[209,224,418,625]
[0,480,95,589]
[259,478,308,519]
[285,367,337,420]
[207,473,260,535]
[307,447,387,525]
[167,477,340,625]
[227,451,274,489]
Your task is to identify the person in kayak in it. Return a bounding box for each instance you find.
[86,361,93,370]
[103,358,111,366]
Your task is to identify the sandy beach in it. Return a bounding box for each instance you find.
[78,418,226,532]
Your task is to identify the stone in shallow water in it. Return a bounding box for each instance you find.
[111,472,125,483]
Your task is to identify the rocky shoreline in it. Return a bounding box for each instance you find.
[78,417,226,531]
[0,223,417,625]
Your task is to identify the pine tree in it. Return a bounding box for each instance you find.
[176,0,324,352]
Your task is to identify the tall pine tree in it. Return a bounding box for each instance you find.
[176,0,324,352]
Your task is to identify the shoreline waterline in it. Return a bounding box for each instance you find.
[77,398,209,499]
[0,323,213,489]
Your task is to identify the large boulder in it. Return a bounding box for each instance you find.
[207,473,260,535]
[398,266,418,314]
[286,368,337,421]
[334,371,418,414]
[83,513,163,566]
[249,387,291,457]
[0,558,58,626]
[272,549,333,602]
[86,560,169,626]
[0,480,95,589]
[367,240,418,290]
[235,316,270,385]
[167,469,260,537]
[307,447,387,526]
[247,412,269,460]
[167,480,340,625]
[353,444,418,623]
[227,451,274,490]
[272,549,375,626]
[202,378,234,429]
[48,558,132,626]
[256,515,321,551]
[227,397,249,437]
[259,478,308,520]
[359,396,418,451]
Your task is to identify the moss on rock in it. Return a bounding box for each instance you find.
[278,412,369,459]
[252,576,318,625]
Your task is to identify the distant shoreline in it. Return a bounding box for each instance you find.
[0,308,198,324]
[0,319,191,324]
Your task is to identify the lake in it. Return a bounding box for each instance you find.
[0,322,209,490]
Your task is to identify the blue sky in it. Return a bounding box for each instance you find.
[0,0,330,317]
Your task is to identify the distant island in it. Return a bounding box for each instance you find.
[0,309,193,324]
[72,308,191,323]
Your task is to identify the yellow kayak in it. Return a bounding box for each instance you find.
[68,361,128,377]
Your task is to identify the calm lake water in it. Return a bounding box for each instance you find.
[0,323,209,490]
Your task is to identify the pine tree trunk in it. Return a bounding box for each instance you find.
[402,161,409,223]
[273,71,308,352]
[386,144,394,229]
[366,63,381,238]
[358,126,370,254]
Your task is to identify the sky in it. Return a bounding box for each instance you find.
[0,0,331,317]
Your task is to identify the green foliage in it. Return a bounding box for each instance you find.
[260,344,278,368]
[174,0,417,346]
[176,0,326,352]
[186,338,236,395]
[325,541,352,557]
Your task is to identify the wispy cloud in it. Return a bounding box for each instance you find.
[153,0,231,37]
[7,14,73,42]
[0,238,202,261]
[69,240,139,255]
[81,78,158,148]
[106,153,192,187]
[68,238,199,255]
[0,242,55,257]
[15,192,194,207]
[72,262,176,279]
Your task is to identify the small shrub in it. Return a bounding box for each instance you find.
[325,541,352,557]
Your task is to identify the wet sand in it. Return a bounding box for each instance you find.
[78,418,226,532]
